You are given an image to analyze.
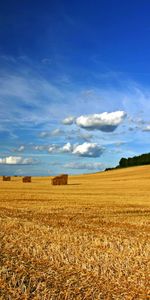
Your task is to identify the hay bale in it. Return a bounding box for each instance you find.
[3,176,11,181]
[52,177,60,185]
[60,174,68,185]
[51,174,68,185]
[22,176,31,183]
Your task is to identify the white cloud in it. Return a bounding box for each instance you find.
[34,144,59,153]
[143,125,150,132]
[39,131,51,138]
[12,145,25,152]
[39,128,64,138]
[72,142,104,157]
[62,116,75,125]
[76,111,127,131]
[64,162,104,170]
[17,145,25,152]
[51,128,64,136]
[34,145,47,151]
[48,145,59,153]
[0,156,36,165]
[39,132,50,138]
[33,142,104,157]
[61,142,73,152]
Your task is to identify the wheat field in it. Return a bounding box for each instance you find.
[0,166,150,299]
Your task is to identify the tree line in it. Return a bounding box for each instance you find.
[105,152,150,171]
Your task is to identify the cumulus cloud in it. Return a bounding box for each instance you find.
[0,156,36,165]
[72,142,104,157]
[76,111,126,132]
[64,162,104,170]
[61,142,73,153]
[62,116,75,125]
[33,142,104,158]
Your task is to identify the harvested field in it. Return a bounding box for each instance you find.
[0,166,150,299]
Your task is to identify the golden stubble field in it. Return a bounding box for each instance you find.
[0,166,150,300]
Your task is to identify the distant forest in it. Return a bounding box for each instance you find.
[105,152,150,171]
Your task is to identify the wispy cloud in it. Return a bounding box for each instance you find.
[1,55,150,174]
[64,162,104,170]
[1,56,150,133]
[62,116,75,125]
[39,128,64,138]
[0,73,65,125]
[14,145,25,152]
[34,145,48,151]
[75,131,93,142]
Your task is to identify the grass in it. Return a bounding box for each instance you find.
[0,165,150,299]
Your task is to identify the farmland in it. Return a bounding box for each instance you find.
[0,166,150,299]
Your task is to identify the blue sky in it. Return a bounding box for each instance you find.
[0,0,150,175]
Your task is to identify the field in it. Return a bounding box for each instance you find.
[0,166,150,300]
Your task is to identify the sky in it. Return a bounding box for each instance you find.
[0,0,150,176]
